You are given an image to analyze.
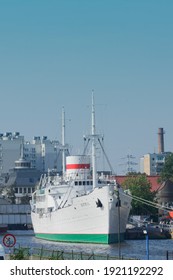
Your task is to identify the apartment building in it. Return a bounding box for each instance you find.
[0,132,63,176]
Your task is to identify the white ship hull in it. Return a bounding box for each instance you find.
[31,184,131,243]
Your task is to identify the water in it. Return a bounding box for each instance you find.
[1,231,173,260]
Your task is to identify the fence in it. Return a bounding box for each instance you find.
[9,246,136,260]
[166,251,173,260]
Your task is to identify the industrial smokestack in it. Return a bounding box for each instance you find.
[158,128,165,154]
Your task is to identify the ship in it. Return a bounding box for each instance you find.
[30,95,132,244]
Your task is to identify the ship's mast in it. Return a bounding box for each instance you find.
[91,92,97,189]
[84,93,104,188]
[62,106,66,175]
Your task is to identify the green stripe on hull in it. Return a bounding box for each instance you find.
[35,233,124,244]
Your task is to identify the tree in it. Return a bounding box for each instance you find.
[122,174,157,216]
[160,153,173,183]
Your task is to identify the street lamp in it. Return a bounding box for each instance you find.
[116,188,121,259]
[143,228,149,260]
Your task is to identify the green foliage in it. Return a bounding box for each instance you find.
[160,153,173,183]
[48,254,64,260]
[122,174,157,216]
[10,248,27,260]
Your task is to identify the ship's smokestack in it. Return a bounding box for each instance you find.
[158,128,164,154]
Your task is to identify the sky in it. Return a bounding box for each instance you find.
[0,0,173,174]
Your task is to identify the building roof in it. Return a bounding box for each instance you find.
[146,176,161,192]
[5,168,41,187]
[115,175,161,192]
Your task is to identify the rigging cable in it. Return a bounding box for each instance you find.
[121,191,173,212]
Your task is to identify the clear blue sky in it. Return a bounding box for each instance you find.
[0,0,173,174]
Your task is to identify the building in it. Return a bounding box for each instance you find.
[156,180,173,212]
[140,128,170,175]
[140,152,170,176]
[0,132,24,174]
[3,146,41,204]
[0,132,63,176]
[24,136,62,173]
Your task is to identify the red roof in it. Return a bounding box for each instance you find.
[114,175,161,192]
[147,176,161,192]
